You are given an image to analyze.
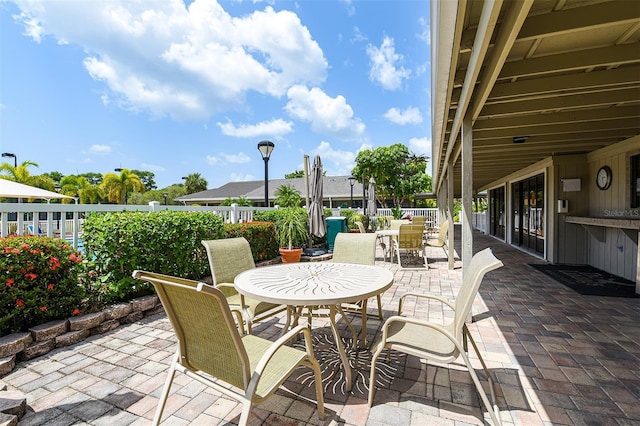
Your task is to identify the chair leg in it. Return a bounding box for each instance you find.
[153,352,179,426]
[308,357,326,419]
[368,344,386,406]
[460,328,502,425]
[239,401,253,426]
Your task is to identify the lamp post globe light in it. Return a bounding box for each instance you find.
[257,140,275,207]
[163,193,168,205]
[348,176,356,208]
[1,152,17,167]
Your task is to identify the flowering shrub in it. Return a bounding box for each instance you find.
[0,236,84,335]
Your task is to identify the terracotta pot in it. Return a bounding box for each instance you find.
[279,247,303,263]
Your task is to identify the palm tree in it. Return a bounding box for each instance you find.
[101,169,145,204]
[183,173,208,194]
[0,160,57,193]
[60,175,103,204]
[0,160,46,185]
[274,184,302,207]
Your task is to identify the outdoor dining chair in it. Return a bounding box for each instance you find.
[393,224,428,269]
[332,232,383,320]
[368,247,503,425]
[425,219,450,257]
[132,270,325,426]
[202,238,286,334]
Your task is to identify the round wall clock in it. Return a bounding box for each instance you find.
[596,165,612,190]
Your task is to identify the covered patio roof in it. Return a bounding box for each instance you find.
[431,0,640,195]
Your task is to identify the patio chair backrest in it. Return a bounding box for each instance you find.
[437,220,450,242]
[411,216,426,227]
[332,232,376,265]
[132,270,250,390]
[390,219,410,231]
[397,224,425,250]
[202,237,255,292]
[453,248,503,338]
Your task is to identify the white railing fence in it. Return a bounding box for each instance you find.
[1,202,443,249]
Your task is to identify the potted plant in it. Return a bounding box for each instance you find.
[275,208,308,263]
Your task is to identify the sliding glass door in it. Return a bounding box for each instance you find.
[489,186,505,240]
[511,173,544,255]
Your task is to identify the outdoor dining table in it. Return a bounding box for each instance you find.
[234,261,394,391]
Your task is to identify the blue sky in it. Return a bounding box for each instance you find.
[0,0,431,189]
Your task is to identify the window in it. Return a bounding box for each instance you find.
[631,154,640,209]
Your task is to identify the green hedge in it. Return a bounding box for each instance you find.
[82,211,225,303]
[0,236,85,334]
[224,222,279,262]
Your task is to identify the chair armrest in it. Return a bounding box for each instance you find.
[398,291,455,314]
[380,315,462,352]
[251,325,314,379]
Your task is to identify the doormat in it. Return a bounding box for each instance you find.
[530,264,638,298]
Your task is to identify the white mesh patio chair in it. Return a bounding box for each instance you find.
[132,270,325,426]
[202,237,287,334]
[332,232,383,320]
[368,247,503,425]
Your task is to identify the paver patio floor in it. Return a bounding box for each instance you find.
[2,229,639,425]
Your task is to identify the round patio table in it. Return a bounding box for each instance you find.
[234,262,394,391]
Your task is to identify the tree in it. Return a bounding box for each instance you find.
[274,184,302,207]
[101,169,145,204]
[131,170,157,191]
[220,196,253,206]
[128,184,186,205]
[351,143,430,207]
[60,175,103,204]
[0,160,57,192]
[79,172,103,185]
[285,170,305,179]
[43,171,64,184]
[183,173,208,194]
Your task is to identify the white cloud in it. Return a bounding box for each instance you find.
[285,85,365,140]
[408,136,430,156]
[206,155,221,165]
[418,16,430,45]
[384,106,423,125]
[351,26,367,43]
[217,118,293,138]
[408,136,432,175]
[221,152,251,164]
[313,141,356,176]
[230,172,255,182]
[206,152,251,165]
[366,36,411,90]
[12,0,327,119]
[140,163,166,172]
[89,144,112,153]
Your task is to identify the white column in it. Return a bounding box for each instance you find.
[447,157,455,270]
[462,116,473,271]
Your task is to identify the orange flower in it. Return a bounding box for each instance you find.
[4,247,13,253]
[72,308,81,316]
[39,306,47,312]
[16,299,25,307]
[47,283,55,290]
[24,273,37,281]
[6,278,14,288]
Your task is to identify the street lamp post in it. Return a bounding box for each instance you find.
[163,193,168,205]
[348,176,356,208]
[257,140,275,207]
[2,153,17,167]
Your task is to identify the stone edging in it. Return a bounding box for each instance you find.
[0,295,162,378]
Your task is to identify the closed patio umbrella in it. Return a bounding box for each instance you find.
[308,155,326,238]
[367,177,377,217]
